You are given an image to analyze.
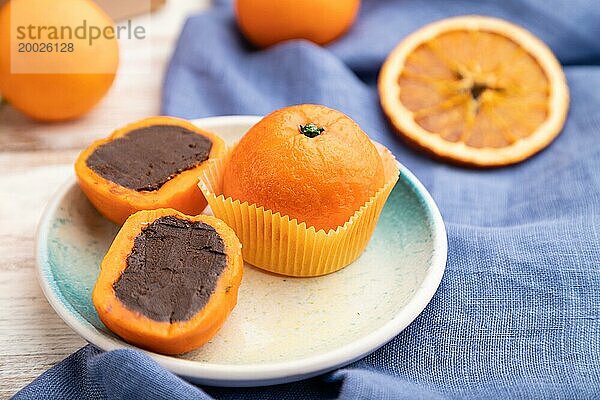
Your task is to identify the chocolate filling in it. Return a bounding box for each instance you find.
[113,216,227,323]
[86,125,213,191]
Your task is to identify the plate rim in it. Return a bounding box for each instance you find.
[35,115,448,386]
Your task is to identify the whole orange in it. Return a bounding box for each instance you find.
[222,104,385,232]
[0,0,118,121]
[235,0,360,48]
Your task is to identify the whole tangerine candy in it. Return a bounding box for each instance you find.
[222,104,385,232]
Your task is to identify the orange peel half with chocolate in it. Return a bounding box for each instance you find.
[92,208,243,355]
[75,116,226,224]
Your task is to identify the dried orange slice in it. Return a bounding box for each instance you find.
[379,16,569,167]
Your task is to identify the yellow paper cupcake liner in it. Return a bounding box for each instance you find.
[198,143,400,277]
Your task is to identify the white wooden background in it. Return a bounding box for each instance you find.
[0,1,211,396]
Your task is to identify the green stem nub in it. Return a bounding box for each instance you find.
[299,123,325,138]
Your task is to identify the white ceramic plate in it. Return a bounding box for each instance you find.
[36,116,447,386]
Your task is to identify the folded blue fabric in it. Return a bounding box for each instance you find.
[15,0,600,398]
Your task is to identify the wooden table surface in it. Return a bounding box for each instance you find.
[0,1,210,396]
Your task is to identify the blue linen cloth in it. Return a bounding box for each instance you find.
[15,0,600,398]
